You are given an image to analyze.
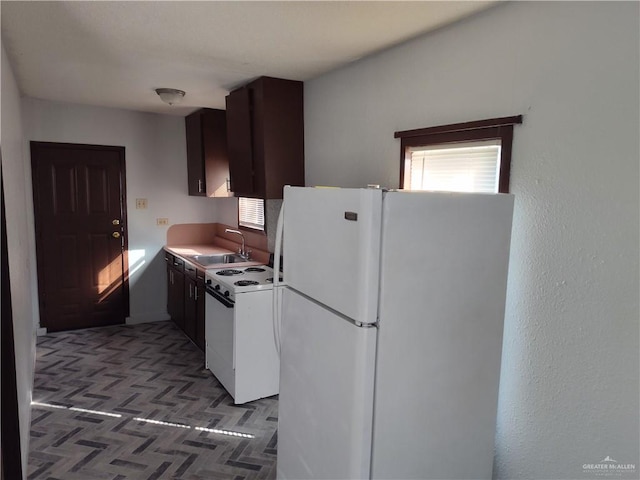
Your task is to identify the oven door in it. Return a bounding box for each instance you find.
[205,285,235,398]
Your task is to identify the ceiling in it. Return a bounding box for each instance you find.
[1,1,498,116]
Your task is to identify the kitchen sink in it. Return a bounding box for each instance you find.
[187,254,247,266]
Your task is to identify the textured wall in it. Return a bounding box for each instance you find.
[304,2,639,478]
[1,43,36,478]
[21,99,223,324]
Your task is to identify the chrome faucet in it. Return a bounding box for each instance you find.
[225,228,248,259]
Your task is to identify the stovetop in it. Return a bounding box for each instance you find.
[205,265,283,300]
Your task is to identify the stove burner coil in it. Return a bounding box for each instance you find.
[244,267,266,273]
[216,269,243,276]
[234,280,260,286]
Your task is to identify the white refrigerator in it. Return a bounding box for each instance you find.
[273,186,514,480]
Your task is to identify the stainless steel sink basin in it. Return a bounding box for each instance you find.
[187,253,247,266]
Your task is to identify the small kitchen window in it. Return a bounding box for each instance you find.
[395,115,522,193]
[238,197,265,231]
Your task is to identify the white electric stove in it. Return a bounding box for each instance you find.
[205,265,282,301]
[204,265,281,404]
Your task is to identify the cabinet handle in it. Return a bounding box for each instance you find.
[189,283,193,298]
[226,178,231,192]
[198,179,203,193]
[194,286,198,301]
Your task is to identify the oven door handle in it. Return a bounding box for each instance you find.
[205,285,234,308]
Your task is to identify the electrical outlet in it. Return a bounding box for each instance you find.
[136,198,148,209]
[156,218,169,226]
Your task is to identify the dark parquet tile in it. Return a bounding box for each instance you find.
[28,321,278,479]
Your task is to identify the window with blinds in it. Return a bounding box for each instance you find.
[395,115,522,194]
[403,140,502,193]
[238,197,265,231]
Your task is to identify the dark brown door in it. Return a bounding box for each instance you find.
[31,142,129,332]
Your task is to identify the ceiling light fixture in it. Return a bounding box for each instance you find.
[155,88,185,106]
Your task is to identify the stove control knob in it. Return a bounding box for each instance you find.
[224,291,230,297]
[214,284,220,291]
[206,279,212,285]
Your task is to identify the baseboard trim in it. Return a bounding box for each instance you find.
[126,313,171,325]
[36,327,48,336]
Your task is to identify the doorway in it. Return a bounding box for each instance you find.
[31,142,129,332]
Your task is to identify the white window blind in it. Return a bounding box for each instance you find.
[238,197,265,231]
[403,140,501,193]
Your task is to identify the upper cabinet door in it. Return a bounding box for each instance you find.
[185,112,205,196]
[260,77,304,199]
[185,108,231,197]
[226,87,255,196]
[226,77,305,199]
[202,109,231,197]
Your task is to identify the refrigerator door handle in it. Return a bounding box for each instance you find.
[287,287,379,329]
[272,202,285,356]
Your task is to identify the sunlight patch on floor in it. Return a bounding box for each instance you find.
[31,401,256,438]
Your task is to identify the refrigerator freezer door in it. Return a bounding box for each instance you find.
[277,288,377,480]
[282,186,382,325]
[371,191,514,479]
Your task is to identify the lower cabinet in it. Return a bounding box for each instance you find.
[167,254,185,330]
[166,252,205,352]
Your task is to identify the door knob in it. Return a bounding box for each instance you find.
[112,219,120,225]
[112,232,121,239]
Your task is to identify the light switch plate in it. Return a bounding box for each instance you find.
[136,198,148,209]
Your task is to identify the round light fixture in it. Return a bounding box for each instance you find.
[155,88,186,106]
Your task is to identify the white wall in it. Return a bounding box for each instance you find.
[1,43,36,477]
[304,2,639,479]
[21,98,225,324]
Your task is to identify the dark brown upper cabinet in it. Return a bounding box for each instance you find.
[185,108,231,197]
[226,76,305,199]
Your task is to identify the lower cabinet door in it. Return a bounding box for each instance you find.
[184,277,197,341]
[168,267,185,330]
[195,279,205,351]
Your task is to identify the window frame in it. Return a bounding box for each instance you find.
[395,115,522,194]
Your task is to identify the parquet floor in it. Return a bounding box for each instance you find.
[27,321,278,480]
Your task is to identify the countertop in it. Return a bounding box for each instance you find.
[164,244,264,270]
[164,223,271,270]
